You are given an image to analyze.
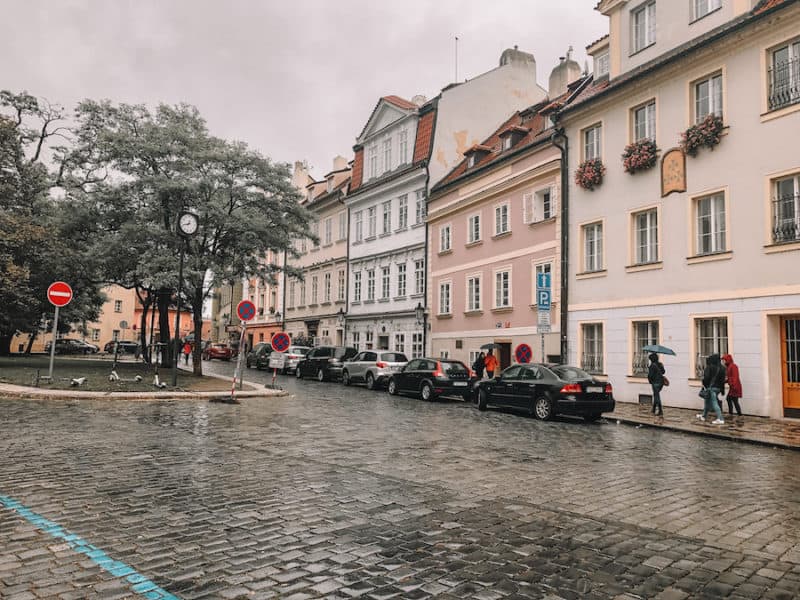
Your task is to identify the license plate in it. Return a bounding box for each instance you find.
[587,386,603,393]
[453,382,467,387]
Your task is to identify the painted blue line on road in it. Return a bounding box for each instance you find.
[0,494,180,600]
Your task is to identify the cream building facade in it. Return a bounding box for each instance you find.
[559,0,800,417]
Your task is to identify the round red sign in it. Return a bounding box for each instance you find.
[236,300,256,322]
[271,332,290,353]
[515,343,532,364]
[47,281,73,307]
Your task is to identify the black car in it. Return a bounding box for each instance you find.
[245,342,271,369]
[104,340,140,355]
[45,338,99,355]
[296,346,358,381]
[475,363,614,421]
[387,357,473,401]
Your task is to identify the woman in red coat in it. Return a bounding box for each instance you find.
[722,354,742,417]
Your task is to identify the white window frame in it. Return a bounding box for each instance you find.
[311,220,320,249]
[494,202,510,236]
[694,316,729,378]
[693,0,721,20]
[632,320,659,376]
[91,329,100,342]
[414,260,424,295]
[439,223,452,252]
[595,50,610,78]
[397,263,407,297]
[534,262,552,304]
[695,192,726,256]
[337,269,346,302]
[633,208,659,264]
[324,272,331,303]
[338,211,347,241]
[581,322,605,374]
[773,174,800,244]
[114,300,122,313]
[633,100,656,142]
[288,281,296,308]
[394,333,406,354]
[367,206,377,238]
[353,272,362,303]
[632,1,656,54]
[439,280,452,315]
[398,195,408,229]
[493,267,511,309]
[381,201,391,234]
[368,144,377,179]
[583,222,604,273]
[467,213,481,244]
[399,129,409,164]
[381,266,390,300]
[299,281,306,306]
[412,333,423,358]
[466,274,482,312]
[694,72,723,123]
[311,275,319,304]
[367,269,375,301]
[352,331,360,351]
[415,190,426,224]
[768,40,800,111]
[382,137,392,173]
[583,123,602,161]
[354,211,363,242]
[324,217,332,245]
[467,154,478,168]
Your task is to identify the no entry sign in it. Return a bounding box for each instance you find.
[236,300,256,322]
[47,281,73,307]
[515,343,532,364]
[271,332,290,353]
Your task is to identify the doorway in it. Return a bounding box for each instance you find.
[781,317,800,417]
[497,342,512,371]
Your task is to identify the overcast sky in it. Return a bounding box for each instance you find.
[1,1,606,180]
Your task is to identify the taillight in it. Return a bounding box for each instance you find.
[376,361,387,368]
[288,354,298,359]
[432,362,444,377]
[604,383,613,394]
[560,383,582,394]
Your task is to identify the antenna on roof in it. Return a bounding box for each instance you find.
[455,36,459,83]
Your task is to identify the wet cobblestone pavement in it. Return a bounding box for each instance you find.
[1,368,800,599]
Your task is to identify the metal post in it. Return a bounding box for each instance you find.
[541,333,545,365]
[48,305,59,380]
[231,323,247,401]
[171,240,185,387]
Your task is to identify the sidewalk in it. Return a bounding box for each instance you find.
[608,402,800,451]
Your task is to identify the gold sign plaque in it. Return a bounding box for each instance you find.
[661,148,686,197]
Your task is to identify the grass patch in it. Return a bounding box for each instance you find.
[0,355,252,393]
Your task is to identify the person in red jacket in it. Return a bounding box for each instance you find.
[722,354,742,417]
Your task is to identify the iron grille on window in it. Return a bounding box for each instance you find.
[772,191,800,243]
[632,353,649,377]
[769,54,800,111]
[581,353,603,374]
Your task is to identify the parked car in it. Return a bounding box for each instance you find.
[245,342,270,368]
[202,343,233,361]
[475,363,614,422]
[262,345,311,374]
[45,338,99,355]
[342,351,408,389]
[104,340,141,355]
[295,346,357,381]
[387,358,473,401]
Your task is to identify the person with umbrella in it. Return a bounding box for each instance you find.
[472,352,486,379]
[643,345,675,418]
[484,349,498,378]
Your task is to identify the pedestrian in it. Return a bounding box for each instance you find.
[472,352,486,379]
[484,349,498,379]
[647,352,666,417]
[183,341,192,365]
[722,353,743,417]
[697,354,725,425]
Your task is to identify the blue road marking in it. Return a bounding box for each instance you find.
[0,494,180,600]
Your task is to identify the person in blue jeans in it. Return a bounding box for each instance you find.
[647,353,665,417]
[697,354,725,425]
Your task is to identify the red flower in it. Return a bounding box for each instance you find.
[575,158,606,191]
[680,114,724,157]
[622,139,658,174]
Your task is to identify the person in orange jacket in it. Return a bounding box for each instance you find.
[484,349,498,378]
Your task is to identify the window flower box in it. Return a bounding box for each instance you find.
[575,158,606,191]
[622,139,658,174]
[680,114,724,157]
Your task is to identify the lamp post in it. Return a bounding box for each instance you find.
[172,211,199,387]
[337,307,346,345]
[415,302,427,358]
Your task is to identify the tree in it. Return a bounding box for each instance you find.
[66,101,313,375]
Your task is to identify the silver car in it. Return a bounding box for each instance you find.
[266,345,311,374]
[342,351,408,390]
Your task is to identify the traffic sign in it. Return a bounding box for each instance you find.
[536,272,551,290]
[515,343,532,364]
[47,281,73,307]
[271,332,290,353]
[236,300,256,322]
[537,289,551,311]
[538,310,551,333]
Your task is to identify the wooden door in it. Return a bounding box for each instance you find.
[781,317,800,414]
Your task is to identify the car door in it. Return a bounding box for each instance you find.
[347,352,365,380]
[301,349,316,376]
[358,352,377,381]
[494,366,522,406]
[513,366,540,407]
[397,359,420,392]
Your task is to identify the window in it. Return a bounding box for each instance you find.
[352,331,360,351]
[338,211,347,241]
[311,220,320,249]
[583,124,602,161]
[439,281,451,315]
[394,333,405,354]
[324,272,331,303]
[502,136,513,151]
[581,323,604,374]
[337,270,346,301]
[583,222,604,272]
[397,263,407,297]
[633,209,659,264]
[494,203,510,236]
[695,317,728,378]
[91,329,100,341]
[270,289,277,312]
[382,201,391,234]
[494,269,511,308]
[412,333,423,358]
[381,266,390,299]
[113,300,123,313]
[398,195,408,229]
[399,130,408,164]
[353,272,362,302]
[695,192,726,255]
[467,214,481,243]
[440,224,452,252]
[367,269,375,301]
[365,330,373,349]
[524,189,555,224]
[288,281,296,308]
[633,101,656,142]
[467,275,481,311]
[769,40,800,111]
[367,206,376,238]
[773,174,800,244]
[112,330,120,341]
[632,320,659,376]
[354,210,363,242]
[414,260,424,295]
[535,263,552,300]
[324,217,332,245]
[440,350,450,359]
[311,275,318,304]
[693,0,721,20]
[415,190,426,224]
[382,138,392,172]
[467,154,478,168]
[368,144,377,179]
[632,1,656,53]
[694,73,723,122]
[595,51,610,78]
[299,281,306,305]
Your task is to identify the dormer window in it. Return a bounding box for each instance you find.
[595,51,610,78]
[464,144,492,169]
[467,154,478,168]
[502,137,513,151]
[498,126,527,153]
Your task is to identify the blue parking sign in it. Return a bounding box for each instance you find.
[537,289,551,311]
[536,272,551,290]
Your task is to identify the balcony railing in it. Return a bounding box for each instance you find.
[581,353,604,374]
[772,192,800,244]
[768,57,800,111]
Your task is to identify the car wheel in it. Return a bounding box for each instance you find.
[534,396,553,421]
[317,368,326,382]
[477,389,488,411]
[342,370,351,386]
[388,378,398,395]
[366,372,376,390]
[296,367,302,379]
[583,413,602,422]
[420,382,434,401]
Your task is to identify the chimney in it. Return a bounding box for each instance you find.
[332,155,348,171]
[548,46,581,99]
[292,160,310,193]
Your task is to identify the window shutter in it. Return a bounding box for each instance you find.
[523,193,534,224]
[550,186,558,215]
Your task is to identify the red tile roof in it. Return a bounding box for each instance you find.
[412,108,436,165]
[350,147,364,192]
[753,0,793,14]
[382,95,419,110]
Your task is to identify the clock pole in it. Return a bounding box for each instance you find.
[171,237,186,387]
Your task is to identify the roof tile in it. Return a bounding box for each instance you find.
[412,109,436,165]
[350,148,364,192]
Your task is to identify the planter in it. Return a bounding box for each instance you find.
[575,158,606,191]
[680,114,724,157]
[622,139,658,174]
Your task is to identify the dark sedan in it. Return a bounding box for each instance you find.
[296,346,357,381]
[475,363,614,421]
[387,358,473,401]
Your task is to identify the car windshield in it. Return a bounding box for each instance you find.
[212,344,227,349]
[441,361,467,374]
[290,347,310,355]
[551,366,593,381]
[380,353,407,362]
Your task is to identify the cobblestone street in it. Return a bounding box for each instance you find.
[2,365,800,599]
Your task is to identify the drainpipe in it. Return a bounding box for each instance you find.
[422,166,431,357]
[550,126,569,364]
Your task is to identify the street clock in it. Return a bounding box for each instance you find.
[178,211,199,236]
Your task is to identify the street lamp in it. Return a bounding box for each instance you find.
[172,211,199,387]
[415,302,428,357]
[337,307,346,345]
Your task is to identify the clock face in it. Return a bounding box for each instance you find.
[178,212,198,235]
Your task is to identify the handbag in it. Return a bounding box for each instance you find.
[662,376,670,387]
[698,387,710,400]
